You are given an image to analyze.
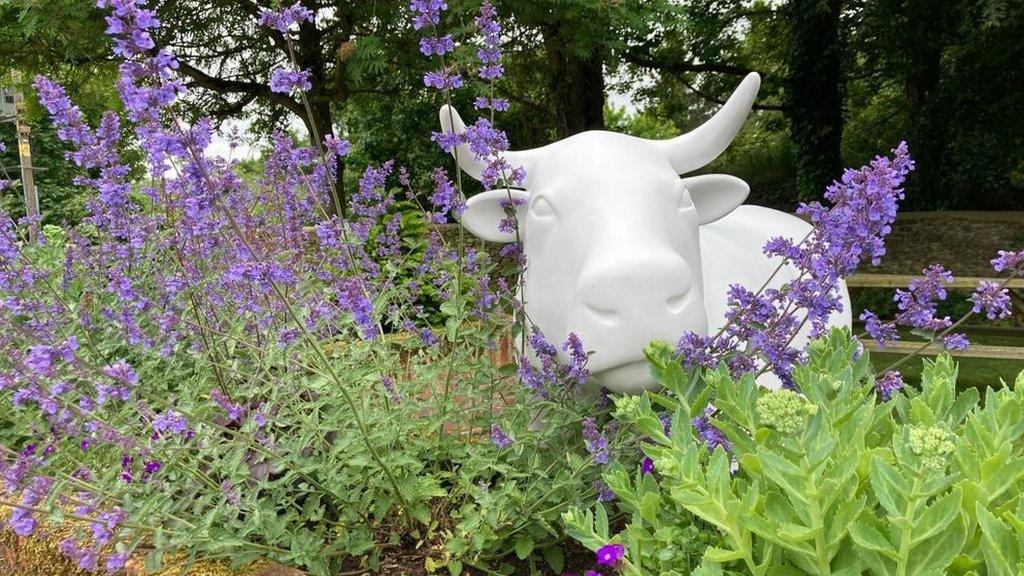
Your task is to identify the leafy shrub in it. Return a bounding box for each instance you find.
[566,329,1024,575]
[0,2,612,575]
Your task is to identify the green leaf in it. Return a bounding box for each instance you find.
[910,488,961,545]
[849,514,898,560]
[906,517,966,576]
[976,504,1020,576]
[514,536,534,560]
[640,491,661,524]
[870,457,906,517]
[703,546,747,563]
[542,546,565,574]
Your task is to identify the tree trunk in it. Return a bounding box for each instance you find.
[541,25,606,137]
[784,0,845,200]
[901,0,949,209]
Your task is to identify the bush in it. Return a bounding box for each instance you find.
[566,329,1024,575]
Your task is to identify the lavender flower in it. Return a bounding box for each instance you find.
[423,70,463,90]
[381,375,401,403]
[152,410,188,437]
[875,371,904,401]
[474,1,503,80]
[641,457,655,475]
[680,144,915,383]
[490,423,513,449]
[427,167,464,224]
[419,35,455,56]
[691,406,732,453]
[269,68,312,94]
[991,250,1024,274]
[971,280,1012,320]
[942,333,970,351]
[582,417,610,465]
[257,2,315,32]
[594,480,615,502]
[859,310,898,348]
[562,332,590,386]
[409,0,448,29]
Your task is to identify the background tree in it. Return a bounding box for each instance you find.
[1,0,1022,218]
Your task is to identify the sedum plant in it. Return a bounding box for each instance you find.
[566,330,1024,576]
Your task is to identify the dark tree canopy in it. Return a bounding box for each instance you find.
[1,0,1022,216]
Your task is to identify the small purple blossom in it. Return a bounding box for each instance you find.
[859,310,898,348]
[991,250,1024,274]
[269,67,312,94]
[490,423,513,449]
[152,410,188,437]
[105,552,129,573]
[595,543,625,567]
[582,417,610,465]
[641,457,655,475]
[423,69,463,90]
[257,2,315,32]
[971,280,1012,320]
[211,388,245,422]
[409,0,448,29]
[942,333,970,351]
[875,371,904,401]
[221,480,240,506]
[594,479,616,502]
[692,406,732,453]
[419,35,455,56]
[9,506,36,536]
[102,359,139,386]
[381,375,401,403]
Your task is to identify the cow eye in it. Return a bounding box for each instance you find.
[531,196,556,219]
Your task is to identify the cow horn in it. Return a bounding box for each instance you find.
[650,72,761,174]
[438,105,537,182]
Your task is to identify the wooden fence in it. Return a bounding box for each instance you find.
[848,273,1024,361]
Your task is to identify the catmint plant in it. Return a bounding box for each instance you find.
[0,1,610,574]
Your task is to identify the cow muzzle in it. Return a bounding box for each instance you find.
[569,251,708,394]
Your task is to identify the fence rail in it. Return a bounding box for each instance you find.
[848,273,1024,362]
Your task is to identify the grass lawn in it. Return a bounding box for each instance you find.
[867,329,1024,393]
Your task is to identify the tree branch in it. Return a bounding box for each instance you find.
[170,55,304,117]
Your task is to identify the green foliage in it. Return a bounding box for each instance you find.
[0,225,608,576]
[567,329,1024,576]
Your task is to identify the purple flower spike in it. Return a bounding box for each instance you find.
[991,250,1023,274]
[942,333,969,351]
[269,67,312,94]
[875,371,904,401]
[490,423,513,448]
[582,417,610,465]
[594,480,616,502]
[692,405,732,453]
[257,2,315,32]
[971,280,1012,320]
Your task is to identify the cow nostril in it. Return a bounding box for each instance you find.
[666,292,690,314]
[584,302,620,324]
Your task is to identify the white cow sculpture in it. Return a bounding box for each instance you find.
[439,72,852,394]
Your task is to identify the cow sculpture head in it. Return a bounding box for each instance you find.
[440,73,761,394]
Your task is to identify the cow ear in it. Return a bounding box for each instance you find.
[459,189,531,243]
[681,174,749,224]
